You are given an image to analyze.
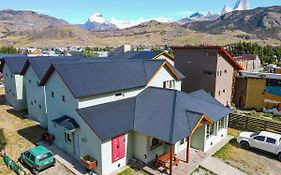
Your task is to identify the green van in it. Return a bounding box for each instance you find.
[19,146,56,174]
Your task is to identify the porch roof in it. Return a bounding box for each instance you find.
[52,115,79,131]
[77,87,231,144]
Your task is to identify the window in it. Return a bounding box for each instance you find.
[163,80,175,89]
[220,71,222,76]
[5,73,7,77]
[180,139,185,145]
[206,124,215,138]
[29,79,31,84]
[34,100,36,104]
[37,152,53,162]
[203,70,215,75]
[253,136,265,142]
[115,92,124,97]
[12,93,15,97]
[30,155,35,162]
[218,91,221,96]
[39,105,41,109]
[62,96,65,102]
[266,137,276,144]
[51,92,54,98]
[10,75,13,78]
[64,132,72,142]
[224,70,227,74]
[218,117,225,129]
[223,89,226,93]
[31,101,33,105]
[150,138,161,149]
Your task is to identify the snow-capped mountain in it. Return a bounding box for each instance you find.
[80,12,173,30]
[79,13,117,30]
[221,0,250,14]
[234,0,250,11]
[178,12,220,24]
[189,12,204,19]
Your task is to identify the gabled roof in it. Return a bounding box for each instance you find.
[111,51,174,62]
[76,87,231,143]
[0,57,28,74]
[171,46,243,70]
[20,57,92,80]
[40,60,183,98]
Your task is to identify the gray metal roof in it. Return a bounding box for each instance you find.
[76,87,231,143]
[45,60,182,98]
[0,54,27,58]
[26,57,92,80]
[111,51,163,60]
[2,57,28,74]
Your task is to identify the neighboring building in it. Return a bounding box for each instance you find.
[0,57,28,110]
[234,71,281,112]
[38,60,230,175]
[173,46,243,106]
[110,50,175,66]
[20,57,88,127]
[234,54,262,72]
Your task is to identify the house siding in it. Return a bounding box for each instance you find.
[3,64,27,110]
[215,55,235,106]
[24,66,47,127]
[174,49,217,95]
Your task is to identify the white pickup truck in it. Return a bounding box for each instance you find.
[237,131,281,161]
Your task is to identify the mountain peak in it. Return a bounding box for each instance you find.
[190,12,204,19]
[221,4,233,14]
[234,0,250,11]
[88,13,106,23]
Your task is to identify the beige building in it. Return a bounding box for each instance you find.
[173,46,243,106]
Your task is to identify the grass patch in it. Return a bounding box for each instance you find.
[0,128,7,151]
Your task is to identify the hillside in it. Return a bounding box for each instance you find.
[0,7,280,47]
[188,6,281,40]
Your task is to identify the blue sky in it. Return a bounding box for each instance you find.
[0,0,280,24]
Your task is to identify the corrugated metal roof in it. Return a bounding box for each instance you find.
[76,87,231,143]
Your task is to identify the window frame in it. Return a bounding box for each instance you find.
[253,136,265,142]
[150,137,162,150]
[266,137,276,144]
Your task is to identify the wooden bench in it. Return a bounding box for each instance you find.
[155,153,180,171]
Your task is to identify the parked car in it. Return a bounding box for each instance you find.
[237,131,281,161]
[19,146,56,174]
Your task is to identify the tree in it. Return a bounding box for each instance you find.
[0,46,20,54]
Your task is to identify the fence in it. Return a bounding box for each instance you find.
[228,113,281,135]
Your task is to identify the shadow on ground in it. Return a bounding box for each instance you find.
[228,138,278,161]
[7,109,28,120]
[17,125,47,145]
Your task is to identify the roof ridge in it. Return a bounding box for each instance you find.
[169,90,177,144]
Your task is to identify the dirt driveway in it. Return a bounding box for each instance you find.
[0,88,73,175]
[214,129,281,175]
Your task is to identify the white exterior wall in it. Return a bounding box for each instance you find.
[3,65,27,110]
[148,66,181,91]
[204,116,228,152]
[24,66,47,127]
